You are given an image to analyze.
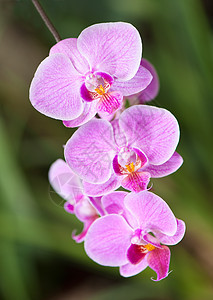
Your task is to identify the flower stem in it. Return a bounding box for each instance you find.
[31,0,61,43]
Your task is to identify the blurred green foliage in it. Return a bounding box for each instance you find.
[0,0,213,299]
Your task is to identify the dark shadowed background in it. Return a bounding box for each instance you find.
[0,0,213,299]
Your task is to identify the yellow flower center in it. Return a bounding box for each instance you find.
[95,84,106,95]
[125,162,135,173]
[144,243,155,252]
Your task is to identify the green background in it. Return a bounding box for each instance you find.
[0,0,213,299]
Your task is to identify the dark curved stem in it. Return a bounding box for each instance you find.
[31,0,61,42]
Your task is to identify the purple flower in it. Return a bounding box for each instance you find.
[29,22,153,127]
[48,159,104,242]
[64,105,183,195]
[84,191,185,280]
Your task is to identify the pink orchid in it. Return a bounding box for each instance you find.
[30,22,153,127]
[64,105,183,195]
[48,159,104,242]
[85,191,185,280]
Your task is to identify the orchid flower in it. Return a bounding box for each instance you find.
[85,191,185,280]
[48,159,104,242]
[30,22,153,127]
[64,105,183,195]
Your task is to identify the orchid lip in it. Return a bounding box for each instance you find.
[96,91,123,115]
[127,242,156,265]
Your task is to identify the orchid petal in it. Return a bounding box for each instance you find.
[74,198,97,222]
[30,53,84,120]
[77,22,142,80]
[111,119,127,147]
[63,100,98,128]
[96,91,123,115]
[155,219,186,245]
[48,159,83,203]
[143,152,183,178]
[120,259,148,277]
[121,172,151,192]
[80,82,99,102]
[88,197,105,216]
[83,173,122,197]
[112,154,125,176]
[102,191,136,227]
[147,245,170,281]
[101,191,128,215]
[64,202,74,214]
[72,219,95,243]
[84,214,133,266]
[124,191,177,236]
[119,105,180,165]
[64,119,116,183]
[112,65,152,96]
[134,148,149,167]
[49,38,90,74]
[127,244,147,265]
[142,233,162,248]
[137,59,160,103]
[98,110,115,121]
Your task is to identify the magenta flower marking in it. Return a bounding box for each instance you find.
[48,159,104,242]
[64,105,183,195]
[85,191,185,280]
[29,22,153,126]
